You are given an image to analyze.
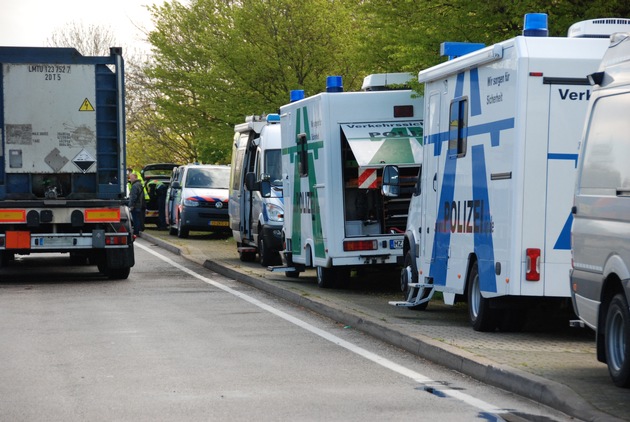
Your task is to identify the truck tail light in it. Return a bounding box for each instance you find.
[105,234,128,245]
[526,248,541,281]
[343,240,377,252]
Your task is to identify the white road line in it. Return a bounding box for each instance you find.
[136,240,507,414]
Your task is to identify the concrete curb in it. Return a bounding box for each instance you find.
[140,232,621,422]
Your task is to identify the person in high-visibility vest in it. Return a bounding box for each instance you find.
[127,167,149,200]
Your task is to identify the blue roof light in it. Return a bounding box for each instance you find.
[290,89,305,102]
[523,13,548,37]
[266,113,280,123]
[326,75,343,93]
[440,42,486,60]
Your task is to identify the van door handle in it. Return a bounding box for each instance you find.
[433,173,437,192]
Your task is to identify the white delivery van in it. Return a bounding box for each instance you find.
[571,28,630,388]
[387,15,630,331]
[229,114,284,266]
[274,74,423,287]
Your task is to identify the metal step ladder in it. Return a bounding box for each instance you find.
[389,265,435,307]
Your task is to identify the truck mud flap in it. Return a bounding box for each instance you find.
[106,246,135,269]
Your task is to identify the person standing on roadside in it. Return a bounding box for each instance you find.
[128,173,146,235]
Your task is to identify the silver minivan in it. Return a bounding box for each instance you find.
[571,32,630,388]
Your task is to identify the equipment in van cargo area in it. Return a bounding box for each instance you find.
[387,14,630,332]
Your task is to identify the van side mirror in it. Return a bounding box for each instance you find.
[245,172,272,198]
[171,181,181,189]
[382,165,400,197]
[245,172,259,191]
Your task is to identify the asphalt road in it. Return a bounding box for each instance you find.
[139,228,630,422]
[0,244,576,421]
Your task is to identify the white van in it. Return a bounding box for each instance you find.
[275,74,423,287]
[165,164,231,238]
[229,114,284,266]
[387,15,630,332]
[571,29,630,388]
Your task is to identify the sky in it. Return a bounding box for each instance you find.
[0,0,168,52]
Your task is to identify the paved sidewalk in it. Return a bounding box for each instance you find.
[140,230,629,421]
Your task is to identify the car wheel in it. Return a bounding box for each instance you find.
[605,293,630,387]
[467,261,497,332]
[177,218,189,238]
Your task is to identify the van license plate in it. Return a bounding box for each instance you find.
[390,240,403,249]
[210,221,229,227]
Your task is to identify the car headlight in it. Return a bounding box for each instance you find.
[183,198,200,207]
[265,203,284,222]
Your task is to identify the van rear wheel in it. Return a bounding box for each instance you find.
[605,293,630,387]
[316,266,337,288]
[467,261,498,332]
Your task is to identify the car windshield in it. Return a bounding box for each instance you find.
[264,149,282,186]
[185,167,230,188]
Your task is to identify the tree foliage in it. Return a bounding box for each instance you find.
[130,0,630,168]
[142,0,365,165]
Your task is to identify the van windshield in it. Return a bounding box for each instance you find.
[186,167,230,188]
[265,149,282,186]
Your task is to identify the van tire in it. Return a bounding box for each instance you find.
[467,261,497,332]
[316,266,337,288]
[177,223,189,238]
[605,293,630,387]
[258,235,276,267]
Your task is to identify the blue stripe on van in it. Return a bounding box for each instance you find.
[548,153,578,167]
[471,145,497,293]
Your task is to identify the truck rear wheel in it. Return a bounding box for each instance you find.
[97,262,131,280]
[605,293,630,387]
[467,261,498,332]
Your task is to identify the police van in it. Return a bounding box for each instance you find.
[386,15,630,331]
[274,74,423,287]
[229,114,285,266]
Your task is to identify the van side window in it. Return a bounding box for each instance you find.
[580,93,630,192]
[448,97,468,158]
[297,133,309,177]
[232,148,245,191]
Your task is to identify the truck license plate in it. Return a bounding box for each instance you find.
[210,220,229,227]
[390,239,403,249]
